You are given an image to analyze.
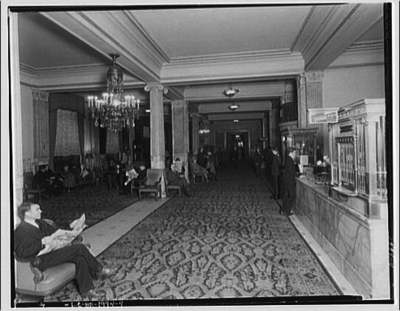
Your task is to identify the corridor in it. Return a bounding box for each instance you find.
[46,163,343,301]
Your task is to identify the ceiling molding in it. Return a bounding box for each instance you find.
[168,49,299,65]
[327,39,384,69]
[19,62,144,91]
[346,40,384,53]
[40,11,161,83]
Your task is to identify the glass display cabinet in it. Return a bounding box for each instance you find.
[281,126,318,169]
[329,98,386,213]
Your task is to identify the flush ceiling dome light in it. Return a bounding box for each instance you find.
[223,86,240,97]
[228,103,240,111]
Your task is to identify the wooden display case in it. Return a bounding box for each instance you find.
[329,98,386,211]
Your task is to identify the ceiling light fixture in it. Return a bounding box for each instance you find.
[87,54,140,132]
[228,103,240,111]
[223,85,240,97]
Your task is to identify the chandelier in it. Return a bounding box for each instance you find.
[198,119,210,134]
[87,54,140,132]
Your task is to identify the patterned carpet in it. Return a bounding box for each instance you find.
[47,164,341,301]
[40,184,137,228]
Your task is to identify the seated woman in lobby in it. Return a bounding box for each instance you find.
[133,165,147,188]
[206,151,217,181]
[166,159,192,197]
[14,202,112,299]
[104,159,119,191]
[60,165,76,192]
[189,156,208,182]
[171,158,185,177]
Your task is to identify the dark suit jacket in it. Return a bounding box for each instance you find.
[14,220,56,262]
[282,156,298,192]
[271,154,282,176]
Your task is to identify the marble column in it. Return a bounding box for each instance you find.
[191,114,200,155]
[10,14,23,223]
[145,83,166,169]
[145,83,167,197]
[172,100,189,181]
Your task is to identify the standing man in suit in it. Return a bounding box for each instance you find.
[281,148,299,216]
[270,147,282,200]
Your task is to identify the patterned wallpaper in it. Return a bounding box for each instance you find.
[55,109,80,156]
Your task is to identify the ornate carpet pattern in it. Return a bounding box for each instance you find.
[47,167,341,301]
[40,185,137,228]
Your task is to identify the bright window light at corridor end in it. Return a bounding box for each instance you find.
[233,119,239,123]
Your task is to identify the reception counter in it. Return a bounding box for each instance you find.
[295,177,389,299]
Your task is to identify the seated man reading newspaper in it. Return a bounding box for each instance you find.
[14,202,112,299]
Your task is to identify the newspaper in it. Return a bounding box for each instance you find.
[44,214,87,251]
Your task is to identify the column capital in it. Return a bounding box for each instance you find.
[32,89,49,102]
[304,70,324,82]
[144,82,168,94]
[190,112,201,118]
[171,99,187,107]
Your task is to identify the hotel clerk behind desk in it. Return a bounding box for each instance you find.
[14,202,112,299]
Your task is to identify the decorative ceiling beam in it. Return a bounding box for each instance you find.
[40,11,164,83]
[161,50,304,85]
[292,4,383,70]
[207,112,265,121]
[185,81,286,102]
[198,101,272,114]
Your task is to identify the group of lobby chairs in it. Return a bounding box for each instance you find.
[129,168,185,200]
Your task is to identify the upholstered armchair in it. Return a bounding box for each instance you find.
[14,219,88,301]
[138,169,163,200]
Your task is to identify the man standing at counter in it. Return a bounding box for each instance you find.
[281,148,298,216]
[270,147,281,200]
